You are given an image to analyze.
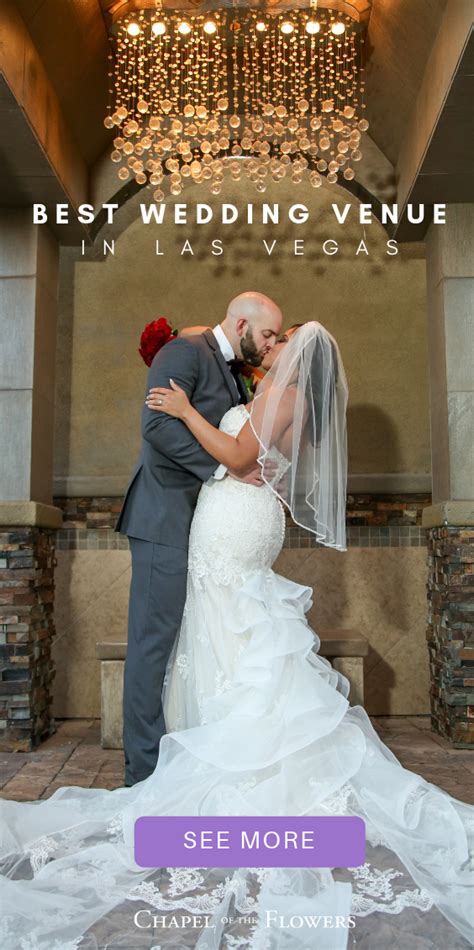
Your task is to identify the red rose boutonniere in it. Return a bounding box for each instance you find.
[138,317,178,367]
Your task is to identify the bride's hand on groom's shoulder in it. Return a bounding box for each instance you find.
[145,379,191,420]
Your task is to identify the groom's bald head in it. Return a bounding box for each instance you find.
[221,292,283,366]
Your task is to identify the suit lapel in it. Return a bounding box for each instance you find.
[203,329,240,407]
[235,371,250,405]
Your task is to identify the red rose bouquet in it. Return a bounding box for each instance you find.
[138,317,177,367]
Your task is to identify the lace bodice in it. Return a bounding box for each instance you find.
[219,403,250,438]
[188,405,286,586]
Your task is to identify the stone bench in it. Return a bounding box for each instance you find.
[316,628,369,707]
[96,642,127,750]
[96,629,368,749]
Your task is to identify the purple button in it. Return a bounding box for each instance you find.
[135,816,365,868]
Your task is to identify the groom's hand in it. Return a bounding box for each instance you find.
[228,463,265,487]
[228,461,278,487]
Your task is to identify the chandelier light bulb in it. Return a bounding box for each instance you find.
[280,21,294,35]
[178,21,192,35]
[256,20,267,32]
[126,21,141,37]
[331,21,345,35]
[151,20,167,36]
[203,20,217,35]
[305,19,320,34]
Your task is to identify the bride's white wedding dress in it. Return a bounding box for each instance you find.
[1,405,473,950]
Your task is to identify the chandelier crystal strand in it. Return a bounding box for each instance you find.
[105,9,368,196]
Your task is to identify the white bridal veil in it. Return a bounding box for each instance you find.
[249,321,349,550]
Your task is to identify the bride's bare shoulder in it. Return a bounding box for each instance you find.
[258,382,298,411]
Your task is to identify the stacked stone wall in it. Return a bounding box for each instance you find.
[427,526,474,748]
[0,528,56,751]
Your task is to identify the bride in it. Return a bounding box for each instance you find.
[0,322,473,950]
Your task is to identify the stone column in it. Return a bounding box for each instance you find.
[423,205,474,748]
[0,210,62,751]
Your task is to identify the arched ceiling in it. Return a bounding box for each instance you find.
[364,0,449,165]
[12,0,111,166]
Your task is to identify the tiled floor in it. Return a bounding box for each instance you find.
[0,716,473,803]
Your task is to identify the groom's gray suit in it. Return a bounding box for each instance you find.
[116,329,247,785]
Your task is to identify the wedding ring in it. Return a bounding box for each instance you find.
[157,399,163,406]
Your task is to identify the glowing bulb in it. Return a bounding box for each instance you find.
[305,19,320,34]
[280,20,294,34]
[331,21,345,35]
[178,20,192,35]
[126,21,140,37]
[151,20,166,36]
[256,20,267,32]
[203,19,217,35]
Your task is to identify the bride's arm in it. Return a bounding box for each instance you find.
[146,380,259,472]
[147,380,299,473]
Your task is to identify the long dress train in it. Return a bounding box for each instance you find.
[0,405,473,950]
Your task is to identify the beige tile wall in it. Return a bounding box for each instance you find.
[52,546,429,719]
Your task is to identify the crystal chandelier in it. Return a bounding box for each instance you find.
[104,2,369,199]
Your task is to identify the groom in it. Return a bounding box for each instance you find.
[116,291,283,785]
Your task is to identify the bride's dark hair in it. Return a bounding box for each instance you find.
[308,334,340,445]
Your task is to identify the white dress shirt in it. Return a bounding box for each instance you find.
[213,324,235,363]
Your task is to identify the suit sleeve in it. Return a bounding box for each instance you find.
[141,337,220,481]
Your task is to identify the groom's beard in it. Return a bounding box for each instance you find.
[240,326,264,367]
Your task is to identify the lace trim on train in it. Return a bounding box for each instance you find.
[350,864,433,916]
[126,862,433,923]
